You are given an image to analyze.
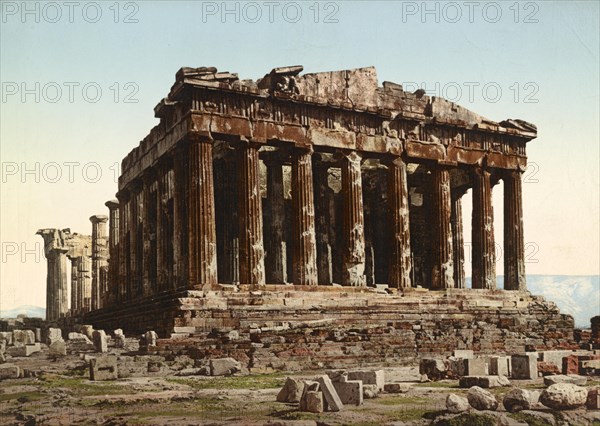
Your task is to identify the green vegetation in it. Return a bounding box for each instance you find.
[415,381,460,388]
[166,373,286,390]
[38,374,136,397]
[510,412,555,426]
[0,391,45,403]
[433,412,497,426]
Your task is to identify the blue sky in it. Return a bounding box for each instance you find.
[1,1,598,309]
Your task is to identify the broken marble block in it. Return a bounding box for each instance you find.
[89,356,118,381]
[47,327,63,345]
[316,375,343,411]
[12,330,35,347]
[277,377,305,403]
[92,330,108,353]
[0,363,20,380]
[347,369,385,392]
[209,357,241,376]
[49,340,67,357]
[511,353,538,379]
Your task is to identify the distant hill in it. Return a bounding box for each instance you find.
[0,305,45,319]
[0,275,597,327]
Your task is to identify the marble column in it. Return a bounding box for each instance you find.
[69,257,78,314]
[105,200,119,305]
[431,166,455,289]
[238,142,266,285]
[79,254,92,312]
[187,137,218,289]
[291,148,318,285]
[341,151,366,287]
[472,168,496,289]
[313,157,333,285]
[172,146,186,289]
[504,169,526,290]
[387,156,412,289]
[451,191,466,289]
[263,152,287,284]
[90,215,108,310]
[47,248,68,321]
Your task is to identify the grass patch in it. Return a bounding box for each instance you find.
[433,412,497,426]
[387,407,430,422]
[0,391,46,403]
[166,373,286,390]
[38,375,136,397]
[510,412,555,426]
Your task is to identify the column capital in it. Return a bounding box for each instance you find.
[90,215,109,224]
[105,199,119,210]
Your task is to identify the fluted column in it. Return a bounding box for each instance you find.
[105,200,119,305]
[431,166,455,289]
[79,254,92,312]
[313,157,333,285]
[292,149,318,285]
[387,156,412,289]
[472,168,496,289]
[90,215,108,310]
[44,248,68,321]
[451,191,466,288]
[70,257,78,314]
[341,151,366,287]
[172,146,186,289]
[238,142,266,285]
[187,137,218,289]
[504,170,526,290]
[263,152,287,284]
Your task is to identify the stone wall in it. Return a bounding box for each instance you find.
[84,288,575,367]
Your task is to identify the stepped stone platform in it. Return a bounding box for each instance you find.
[82,287,575,368]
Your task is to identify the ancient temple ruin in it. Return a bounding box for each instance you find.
[37,66,574,358]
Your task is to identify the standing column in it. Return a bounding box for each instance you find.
[291,148,318,285]
[80,254,92,312]
[504,169,526,290]
[313,157,333,285]
[188,137,218,289]
[472,167,496,289]
[172,146,186,289]
[341,151,366,287]
[431,166,455,289]
[46,249,68,321]
[69,257,78,314]
[387,156,412,289]
[105,200,119,305]
[90,215,108,310]
[238,142,266,285]
[451,191,466,288]
[261,151,287,284]
[263,152,287,284]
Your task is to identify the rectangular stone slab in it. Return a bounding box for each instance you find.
[316,375,344,412]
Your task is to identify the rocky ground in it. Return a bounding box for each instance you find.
[1,349,600,425]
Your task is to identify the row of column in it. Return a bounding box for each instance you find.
[432,167,526,290]
[112,138,526,298]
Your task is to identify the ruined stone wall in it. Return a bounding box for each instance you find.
[84,289,575,366]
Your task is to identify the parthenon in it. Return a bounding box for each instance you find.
[36,66,564,352]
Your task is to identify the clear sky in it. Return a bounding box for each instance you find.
[1,1,598,309]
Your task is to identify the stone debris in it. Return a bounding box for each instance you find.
[586,387,600,410]
[49,340,67,357]
[0,332,13,345]
[47,327,63,345]
[315,375,344,411]
[511,353,538,379]
[327,372,363,406]
[383,383,410,393]
[0,363,20,380]
[467,386,499,411]
[209,357,241,376]
[362,384,379,399]
[489,356,511,376]
[543,374,587,386]
[537,361,561,376]
[459,375,510,388]
[540,383,588,410]
[12,330,35,347]
[92,330,108,353]
[89,356,118,381]
[502,388,537,412]
[303,391,323,413]
[80,325,94,340]
[144,330,158,347]
[446,393,469,413]
[7,343,41,357]
[299,381,319,412]
[277,377,306,403]
[114,330,126,349]
[347,369,385,392]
